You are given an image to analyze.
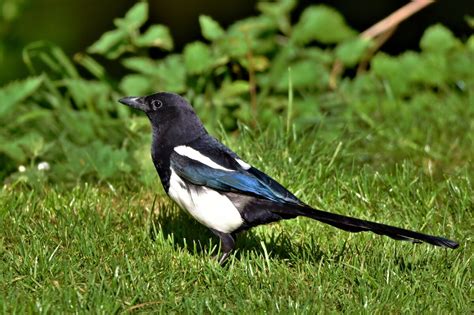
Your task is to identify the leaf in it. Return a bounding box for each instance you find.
[0,132,46,163]
[257,0,296,17]
[250,55,270,72]
[291,5,356,45]
[410,53,447,86]
[122,57,160,75]
[229,15,276,34]
[15,109,50,126]
[420,24,459,54]
[0,134,26,162]
[218,80,249,98]
[240,55,270,72]
[200,15,225,41]
[121,55,186,92]
[87,141,131,180]
[218,32,250,58]
[371,52,446,96]
[0,76,43,117]
[123,1,148,27]
[371,53,410,96]
[74,53,107,80]
[301,47,334,64]
[114,1,148,32]
[18,133,45,158]
[50,44,80,78]
[466,16,474,29]
[156,55,187,92]
[218,16,277,58]
[276,59,329,91]
[183,42,213,74]
[257,0,296,34]
[335,38,372,67]
[63,79,111,110]
[467,35,474,52]
[447,50,473,84]
[119,74,152,96]
[61,141,131,181]
[58,110,98,144]
[23,41,79,78]
[136,25,174,50]
[87,29,127,59]
[88,2,149,58]
[133,142,156,185]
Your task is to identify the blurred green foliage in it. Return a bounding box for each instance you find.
[0,0,27,23]
[0,0,31,83]
[0,0,472,187]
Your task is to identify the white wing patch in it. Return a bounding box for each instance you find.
[168,169,244,233]
[174,145,233,171]
[235,158,251,170]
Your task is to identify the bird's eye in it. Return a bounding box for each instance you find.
[151,99,163,110]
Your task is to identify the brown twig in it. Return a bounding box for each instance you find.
[357,25,397,74]
[328,0,435,89]
[328,61,344,90]
[247,52,258,117]
[360,0,434,40]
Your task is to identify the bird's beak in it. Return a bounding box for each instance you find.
[119,96,146,111]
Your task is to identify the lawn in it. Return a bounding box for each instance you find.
[0,92,472,313]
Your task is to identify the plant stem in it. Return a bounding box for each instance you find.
[286,67,293,135]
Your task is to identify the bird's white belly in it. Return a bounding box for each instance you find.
[168,170,244,233]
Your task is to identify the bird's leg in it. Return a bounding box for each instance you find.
[209,229,236,266]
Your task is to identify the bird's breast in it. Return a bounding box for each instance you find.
[168,169,244,233]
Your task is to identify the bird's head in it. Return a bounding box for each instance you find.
[119,92,206,143]
[119,91,189,114]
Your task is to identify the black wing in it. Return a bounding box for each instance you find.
[170,151,302,205]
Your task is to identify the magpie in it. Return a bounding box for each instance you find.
[119,92,459,264]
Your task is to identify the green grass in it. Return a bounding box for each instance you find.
[1,94,473,313]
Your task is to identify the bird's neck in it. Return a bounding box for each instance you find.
[150,123,207,192]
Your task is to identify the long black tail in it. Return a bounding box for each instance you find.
[274,204,459,249]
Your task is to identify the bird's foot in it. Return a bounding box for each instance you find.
[217,252,231,266]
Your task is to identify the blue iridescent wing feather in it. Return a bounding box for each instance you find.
[170,152,302,205]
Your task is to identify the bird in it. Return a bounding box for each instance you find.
[119,92,459,264]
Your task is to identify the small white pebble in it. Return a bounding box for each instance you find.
[37,161,50,171]
[18,165,26,172]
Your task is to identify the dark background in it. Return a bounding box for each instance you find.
[1,0,472,84]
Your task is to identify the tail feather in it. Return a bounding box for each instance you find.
[274,204,459,249]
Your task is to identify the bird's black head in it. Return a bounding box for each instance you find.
[119,92,207,145]
[119,92,189,114]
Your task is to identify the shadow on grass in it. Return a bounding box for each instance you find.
[148,205,440,271]
[151,205,327,264]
